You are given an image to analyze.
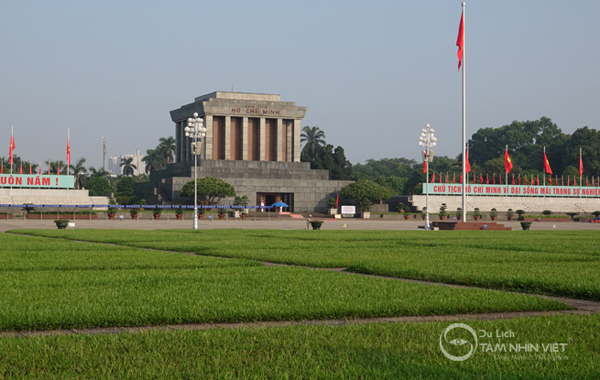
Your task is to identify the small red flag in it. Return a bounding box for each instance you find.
[562,176,564,186]
[567,176,570,186]
[57,163,60,176]
[518,174,521,185]
[459,174,463,183]
[504,148,513,173]
[453,172,456,183]
[479,173,483,184]
[574,176,578,186]
[493,174,496,184]
[465,149,471,173]
[524,175,528,185]
[47,164,50,175]
[579,150,584,176]
[446,172,449,183]
[423,150,427,174]
[19,162,22,174]
[67,138,71,166]
[1,162,3,174]
[335,193,339,209]
[431,172,435,183]
[586,177,589,186]
[9,134,15,164]
[512,175,515,185]
[439,172,442,184]
[543,151,553,175]
[29,164,32,175]
[536,175,540,186]
[456,13,464,71]
[549,176,552,186]
[486,174,489,185]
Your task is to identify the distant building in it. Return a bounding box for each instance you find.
[108,150,146,176]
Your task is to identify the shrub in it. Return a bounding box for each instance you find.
[439,203,447,216]
[340,180,391,212]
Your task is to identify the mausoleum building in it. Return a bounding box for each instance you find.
[135,91,352,211]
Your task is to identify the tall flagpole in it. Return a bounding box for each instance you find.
[543,146,546,187]
[10,125,14,174]
[460,2,467,222]
[505,145,508,186]
[67,128,70,176]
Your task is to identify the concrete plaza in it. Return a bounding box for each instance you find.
[2,216,599,233]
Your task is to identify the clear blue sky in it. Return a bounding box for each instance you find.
[1,1,598,169]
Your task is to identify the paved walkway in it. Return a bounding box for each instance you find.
[2,216,600,233]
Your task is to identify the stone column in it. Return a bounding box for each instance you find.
[242,117,248,160]
[286,120,293,162]
[293,119,302,162]
[259,118,266,161]
[175,121,182,163]
[205,115,213,161]
[276,119,283,162]
[224,116,231,160]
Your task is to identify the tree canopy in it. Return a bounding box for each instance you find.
[180,176,236,205]
[340,179,392,212]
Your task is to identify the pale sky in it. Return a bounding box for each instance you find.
[1,1,598,169]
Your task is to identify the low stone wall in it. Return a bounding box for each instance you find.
[26,214,99,220]
[409,194,600,214]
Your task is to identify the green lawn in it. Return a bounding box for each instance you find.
[0,233,566,331]
[1,314,598,379]
[1,229,597,378]
[15,229,600,300]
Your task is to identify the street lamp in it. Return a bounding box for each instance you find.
[184,112,206,230]
[418,124,437,230]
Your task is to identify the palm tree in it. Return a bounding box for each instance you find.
[45,160,68,175]
[88,166,110,180]
[300,126,326,160]
[70,157,88,189]
[120,157,137,177]
[142,148,167,174]
[158,136,176,164]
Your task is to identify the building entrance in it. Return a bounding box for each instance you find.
[257,192,294,211]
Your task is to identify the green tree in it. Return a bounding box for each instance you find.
[180,176,236,206]
[564,126,600,175]
[142,148,167,174]
[120,157,137,177]
[300,126,326,161]
[340,179,392,212]
[87,177,112,196]
[312,144,352,180]
[469,117,563,171]
[70,157,88,189]
[44,160,68,175]
[159,136,176,164]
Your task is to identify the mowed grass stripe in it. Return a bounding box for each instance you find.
[14,229,600,301]
[0,265,567,331]
[0,233,258,271]
[0,314,597,379]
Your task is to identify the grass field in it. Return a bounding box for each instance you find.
[15,229,600,300]
[3,229,598,378]
[0,233,566,331]
[0,314,598,379]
